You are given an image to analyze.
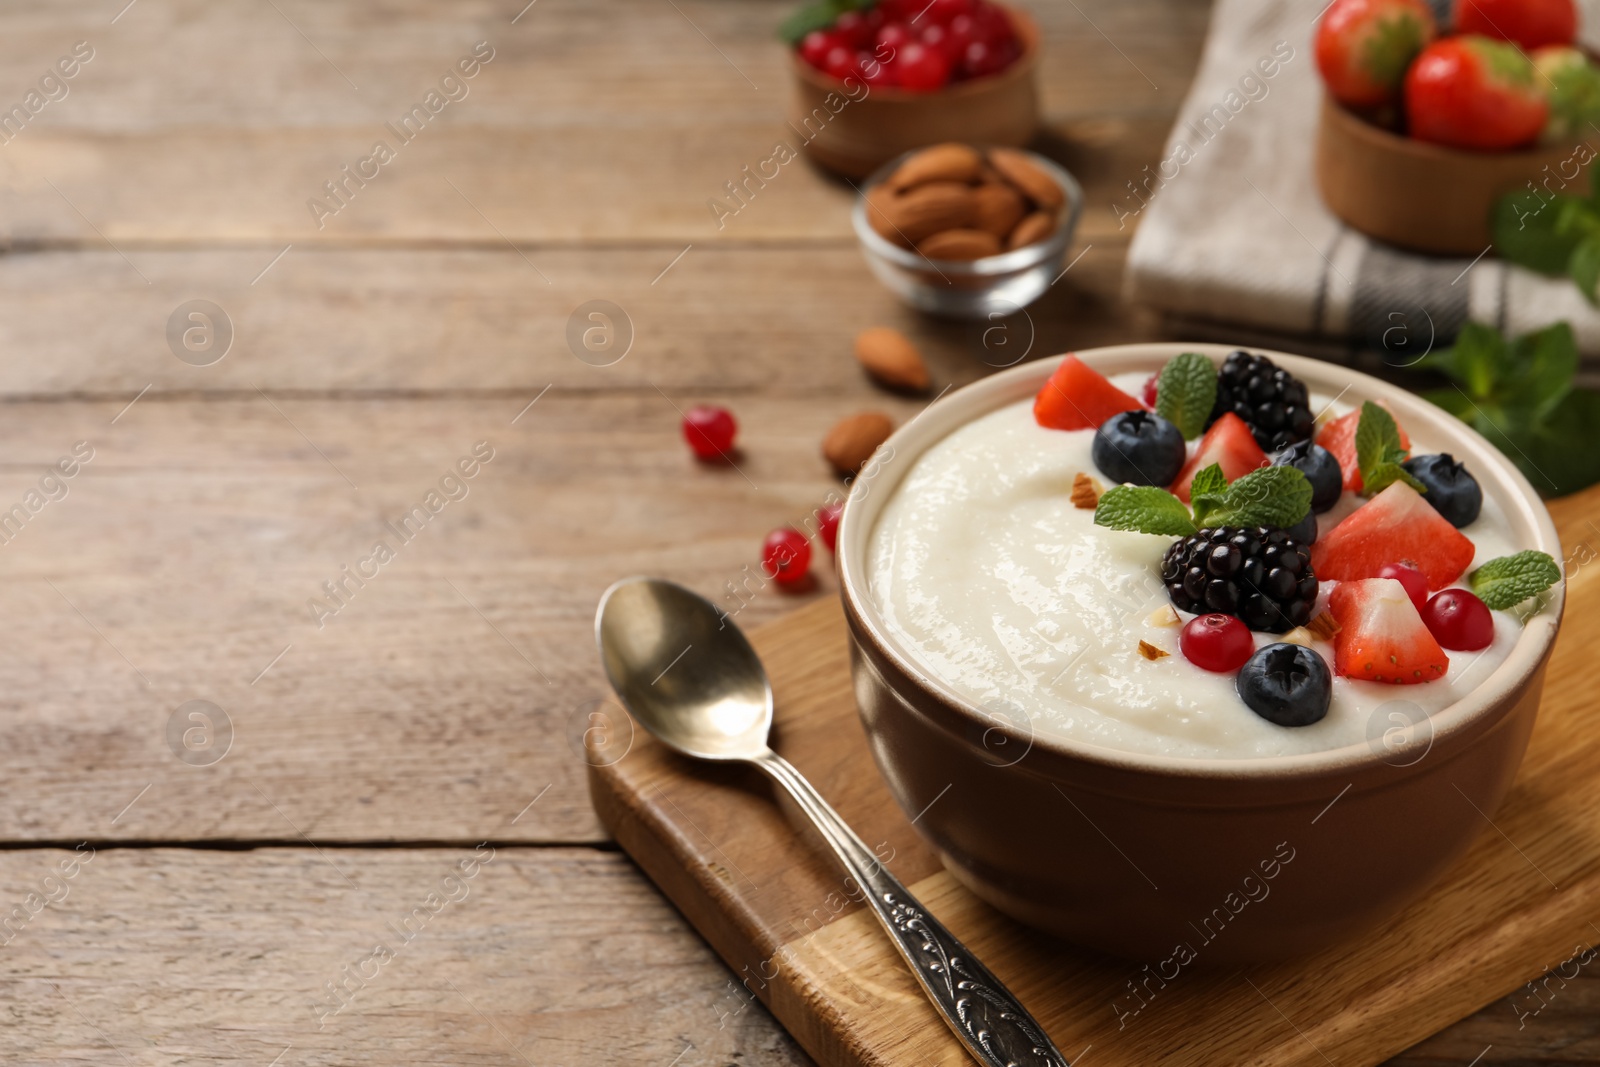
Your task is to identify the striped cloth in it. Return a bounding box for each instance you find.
[1124,0,1600,362]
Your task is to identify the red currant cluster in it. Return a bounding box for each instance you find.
[797,0,1022,93]
[682,404,844,590]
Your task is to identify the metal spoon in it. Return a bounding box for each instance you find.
[595,577,1069,1067]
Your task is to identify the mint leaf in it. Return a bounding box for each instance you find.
[1093,486,1196,536]
[1469,550,1562,610]
[1570,235,1600,306]
[1154,352,1217,440]
[1188,463,1227,504]
[1364,460,1424,495]
[1505,321,1578,420]
[1353,401,1421,495]
[1422,321,1511,399]
[777,0,869,44]
[1492,189,1585,275]
[1198,465,1313,529]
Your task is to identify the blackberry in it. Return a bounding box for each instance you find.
[1160,527,1318,633]
[1209,350,1315,452]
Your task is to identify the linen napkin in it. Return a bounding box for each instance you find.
[1124,0,1600,359]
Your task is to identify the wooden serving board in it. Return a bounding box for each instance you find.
[589,488,1600,1067]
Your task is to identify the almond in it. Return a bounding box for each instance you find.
[854,327,930,393]
[1137,640,1170,661]
[1307,612,1342,641]
[989,148,1065,211]
[1148,604,1181,628]
[1007,210,1057,250]
[1280,627,1317,648]
[823,411,894,476]
[871,181,976,246]
[971,182,1026,239]
[1070,471,1101,509]
[917,227,1002,261]
[888,143,984,191]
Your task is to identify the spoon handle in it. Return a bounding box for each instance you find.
[752,749,1070,1067]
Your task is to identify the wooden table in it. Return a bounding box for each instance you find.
[0,2,1591,1064]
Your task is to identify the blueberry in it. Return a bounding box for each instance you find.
[1273,441,1342,513]
[1283,509,1317,545]
[1401,453,1482,527]
[1092,410,1185,487]
[1237,643,1331,727]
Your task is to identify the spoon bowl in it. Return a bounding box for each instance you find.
[595,577,773,762]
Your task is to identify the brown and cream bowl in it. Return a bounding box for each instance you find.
[834,343,1565,964]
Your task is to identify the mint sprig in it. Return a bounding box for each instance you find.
[1094,463,1312,536]
[1154,352,1217,441]
[1414,321,1600,497]
[1468,550,1562,611]
[1354,401,1424,496]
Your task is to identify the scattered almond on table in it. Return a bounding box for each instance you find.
[823,411,895,476]
[869,143,1062,261]
[854,327,930,393]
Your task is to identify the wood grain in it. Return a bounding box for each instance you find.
[0,1,1205,243]
[591,485,1600,1067]
[0,845,812,1067]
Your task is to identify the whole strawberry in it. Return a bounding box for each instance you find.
[1316,0,1438,107]
[1405,36,1549,150]
[1454,0,1576,52]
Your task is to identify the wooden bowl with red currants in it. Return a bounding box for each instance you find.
[1314,0,1596,255]
[782,0,1040,178]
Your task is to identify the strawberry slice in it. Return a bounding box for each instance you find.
[1317,405,1410,492]
[1033,354,1142,431]
[1329,578,1450,684]
[1171,413,1269,502]
[1312,482,1475,589]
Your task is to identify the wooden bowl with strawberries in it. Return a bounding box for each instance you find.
[1313,0,1595,256]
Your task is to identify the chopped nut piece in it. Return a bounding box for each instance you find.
[1137,640,1169,661]
[1148,604,1181,628]
[1307,612,1342,640]
[1070,472,1102,510]
[1280,627,1316,647]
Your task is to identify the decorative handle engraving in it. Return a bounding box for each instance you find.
[754,751,1070,1067]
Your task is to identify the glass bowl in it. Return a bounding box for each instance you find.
[850,147,1083,320]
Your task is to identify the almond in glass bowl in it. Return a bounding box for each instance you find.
[852,143,1082,318]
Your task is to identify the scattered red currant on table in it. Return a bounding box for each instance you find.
[682,405,737,460]
[762,527,812,587]
[817,502,844,553]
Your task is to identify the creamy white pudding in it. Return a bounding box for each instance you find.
[866,375,1530,760]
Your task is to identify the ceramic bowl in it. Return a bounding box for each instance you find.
[851,147,1082,319]
[834,343,1565,963]
[1315,95,1591,256]
[789,5,1040,180]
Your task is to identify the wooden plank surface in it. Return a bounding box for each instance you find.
[590,483,1600,1067]
[3,0,1592,1062]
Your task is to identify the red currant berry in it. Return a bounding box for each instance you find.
[682,405,736,460]
[1180,613,1255,673]
[1423,589,1494,651]
[799,30,834,67]
[762,527,812,587]
[876,21,913,53]
[817,502,844,553]
[833,10,872,47]
[853,50,894,86]
[919,23,958,62]
[927,0,975,24]
[897,41,951,91]
[822,44,857,80]
[1140,373,1159,409]
[1378,562,1429,611]
[961,39,1007,78]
